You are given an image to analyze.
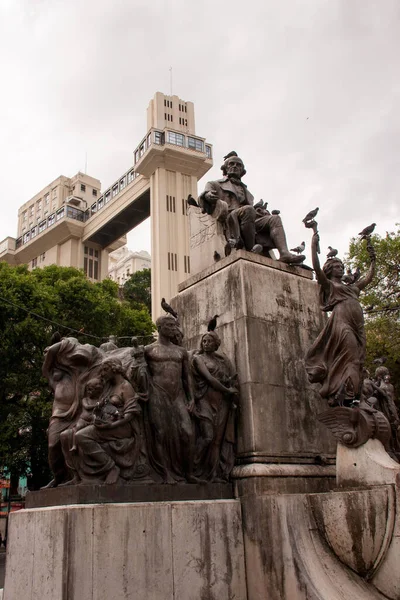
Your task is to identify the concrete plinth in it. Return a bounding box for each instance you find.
[174,251,336,466]
[4,500,246,600]
[25,482,233,509]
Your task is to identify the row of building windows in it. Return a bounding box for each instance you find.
[87,169,138,218]
[165,113,173,122]
[179,117,188,126]
[166,195,176,212]
[17,206,85,248]
[132,129,211,167]
[167,253,190,274]
[168,252,178,271]
[163,99,187,112]
[165,195,196,216]
[166,196,191,215]
[22,191,56,223]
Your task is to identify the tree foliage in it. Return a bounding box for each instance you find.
[346,225,400,399]
[123,268,151,312]
[0,264,154,488]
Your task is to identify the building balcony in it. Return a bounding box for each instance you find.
[7,205,87,264]
[134,128,213,179]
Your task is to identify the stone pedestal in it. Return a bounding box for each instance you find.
[188,205,227,275]
[4,500,246,600]
[174,251,336,475]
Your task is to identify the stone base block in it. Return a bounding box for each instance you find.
[4,500,246,600]
[25,482,233,509]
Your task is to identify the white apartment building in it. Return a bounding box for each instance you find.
[108,248,151,285]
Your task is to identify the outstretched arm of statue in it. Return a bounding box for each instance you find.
[355,239,376,291]
[198,182,220,215]
[311,232,330,293]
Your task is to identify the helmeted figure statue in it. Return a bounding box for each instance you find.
[199,152,305,264]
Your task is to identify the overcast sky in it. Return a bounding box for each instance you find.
[0,0,399,265]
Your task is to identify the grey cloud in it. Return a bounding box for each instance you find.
[0,0,399,257]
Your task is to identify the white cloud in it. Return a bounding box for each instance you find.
[0,0,399,261]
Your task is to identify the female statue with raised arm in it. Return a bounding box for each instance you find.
[305,227,376,407]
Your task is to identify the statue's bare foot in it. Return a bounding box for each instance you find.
[105,466,120,485]
[41,478,57,489]
[251,244,263,254]
[279,253,305,265]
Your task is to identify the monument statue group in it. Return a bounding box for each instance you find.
[43,315,238,488]
[41,151,399,489]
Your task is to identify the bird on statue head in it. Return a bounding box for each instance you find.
[327,246,338,259]
[161,298,178,319]
[207,315,219,332]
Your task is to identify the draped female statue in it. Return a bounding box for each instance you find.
[191,331,239,481]
[305,230,376,406]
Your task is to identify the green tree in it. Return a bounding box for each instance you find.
[123,268,151,312]
[346,225,400,399]
[0,263,154,489]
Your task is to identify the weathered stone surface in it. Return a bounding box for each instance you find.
[309,487,395,577]
[4,500,246,600]
[337,439,400,488]
[171,501,247,599]
[241,492,388,600]
[173,252,336,463]
[25,482,233,508]
[189,207,227,275]
[233,463,336,495]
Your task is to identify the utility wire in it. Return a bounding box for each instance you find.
[0,294,155,342]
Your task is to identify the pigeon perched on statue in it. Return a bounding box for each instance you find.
[213,251,221,262]
[187,194,199,208]
[358,223,376,239]
[302,207,319,224]
[223,151,238,161]
[161,298,178,319]
[271,209,280,215]
[290,241,305,254]
[207,315,219,332]
[326,246,338,259]
[253,199,264,209]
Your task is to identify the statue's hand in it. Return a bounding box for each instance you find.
[187,399,196,414]
[205,190,219,203]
